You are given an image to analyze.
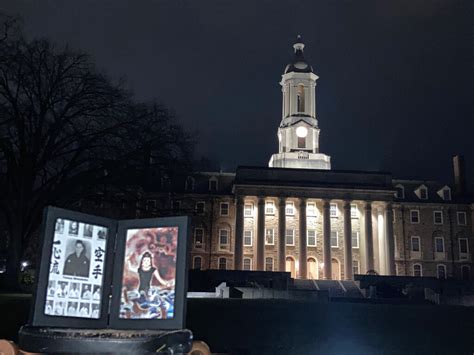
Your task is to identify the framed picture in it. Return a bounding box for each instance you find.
[109,216,190,330]
[30,207,116,328]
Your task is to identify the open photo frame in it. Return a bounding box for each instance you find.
[30,207,190,330]
[31,207,117,328]
[109,217,190,330]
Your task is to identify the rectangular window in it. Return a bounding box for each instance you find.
[218,258,227,270]
[351,204,358,218]
[244,204,253,217]
[193,257,202,270]
[457,212,467,226]
[307,230,316,247]
[435,237,445,253]
[351,231,359,248]
[244,230,253,246]
[285,229,295,246]
[286,202,295,216]
[195,201,205,215]
[459,238,469,255]
[330,230,338,248]
[352,261,359,275]
[265,257,273,272]
[194,228,204,248]
[243,258,252,271]
[413,264,422,277]
[307,202,317,216]
[265,229,274,245]
[265,201,275,215]
[411,236,421,252]
[220,202,229,216]
[410,210,420,224]
[330,203,338,217]
[433,211,443,225]
[219,229,229,247]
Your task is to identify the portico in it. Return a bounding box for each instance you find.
[232,167,395,280]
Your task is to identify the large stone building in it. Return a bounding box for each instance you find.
[84,37,474,281]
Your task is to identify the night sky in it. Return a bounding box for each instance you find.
[3,1,473,185]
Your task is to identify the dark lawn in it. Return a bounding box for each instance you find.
[1,295,473,354]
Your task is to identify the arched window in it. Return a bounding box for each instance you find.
[265,257,273,272]
[193,256,202,270]
[285,256,296,278]
[331,258,340,280]
[307,257,317,279]
[218,257,227,270]
[297,84,305,112]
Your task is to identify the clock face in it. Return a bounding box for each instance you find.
[296,126,308,138]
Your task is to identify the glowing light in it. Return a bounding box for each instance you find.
[21,261,28,268]
[296,126,308,138]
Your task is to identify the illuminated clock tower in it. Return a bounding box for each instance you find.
[269,36,331,170]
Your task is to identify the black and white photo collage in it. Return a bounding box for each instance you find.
[44,218,108,319]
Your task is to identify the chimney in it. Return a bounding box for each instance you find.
[453,155,466,196]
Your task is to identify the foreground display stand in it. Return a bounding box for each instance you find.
[1,328,211,354]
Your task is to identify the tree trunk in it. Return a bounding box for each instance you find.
[4,223,22,291]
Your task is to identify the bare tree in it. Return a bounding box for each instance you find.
[0,17,192,289]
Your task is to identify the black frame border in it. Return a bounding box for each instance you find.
[30,206,117,328]
[108,216,190,330]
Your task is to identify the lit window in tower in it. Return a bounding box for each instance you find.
[297,84,305,112]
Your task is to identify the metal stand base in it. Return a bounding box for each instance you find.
[18,325,193,354]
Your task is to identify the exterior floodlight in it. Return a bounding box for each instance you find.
[296,126,308,138]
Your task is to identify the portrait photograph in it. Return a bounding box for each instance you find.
[68,220,79,235]
[119,227,178,320]
[83,224,93,238]
[55,219,64,234]
[63,239,91,278]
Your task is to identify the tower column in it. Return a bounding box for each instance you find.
[234,196,244,270]
[343,201,353,280]
[298,198,307,279]
[256,196,265,271]
[385,203,396,275]
[364,202,374,272]
[323,200,332,279]
[278,196,286,272]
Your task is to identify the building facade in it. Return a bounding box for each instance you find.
[81,37,473,281]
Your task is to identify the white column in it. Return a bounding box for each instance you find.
[343,201,353,280]
[377,207,386,274]
[385,204,396,275]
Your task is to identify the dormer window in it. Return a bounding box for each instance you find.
[395,184,405,199]
[185,176,195,191]
[420,187,428,200]
[438,186,451,201]
[209,176,218,191]
[415,185,428,200]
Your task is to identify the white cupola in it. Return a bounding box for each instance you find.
[269,35,331,170]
